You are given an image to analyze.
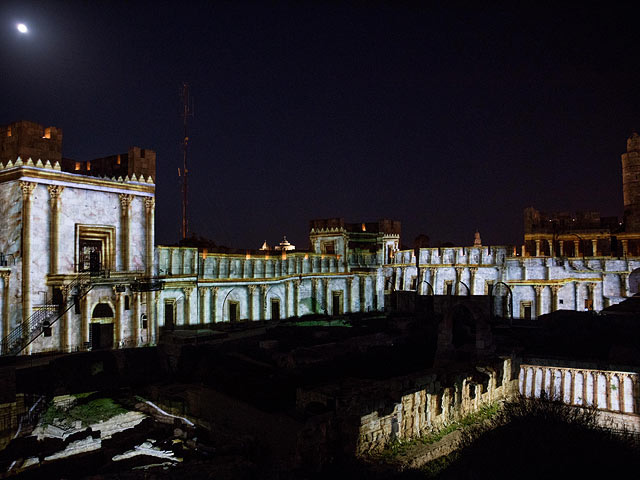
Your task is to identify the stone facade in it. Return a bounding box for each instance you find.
[0,120,156,355]
[155,246,383,326]
[387,245,640,319]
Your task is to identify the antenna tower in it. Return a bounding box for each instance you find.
[180,82,193,240]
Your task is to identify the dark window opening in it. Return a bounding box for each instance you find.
[43,321,52,337]
[164,301,174,329]
[79,239,102,272]
[271,299,280,321]
[124,295,130,310]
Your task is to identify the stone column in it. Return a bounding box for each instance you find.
[558,240,564,256]
[574,282,580,310]
[620,273,629,297]
[81,293,91,347]
[119,194,133,271]
[550,285,560,312]
[469,267,478,295]
[248,285,256,321]
[547,239,553,257]
[573,240,580,257]
[534,285,544,318]
[591,239,598,257]
[323,278,330,315]
[284,282,290,318]
[47,185,64,275]
[621,239,629,257]
[133,291,141,346]
[311,279,318,313]
[359,276,366,312]
[210,287,218,322]
[114,290,123,347]
[346,277,353,313]
[151,292,159,344]
[183,287,192,325]
[1,272,10,354]
[144,198,155,276]
[455,267,464,295]
[535,239,541,257]
[429,268,437,295]
[200,288,207,324]
[20,181,36,327]
[260,284,268,320]
[294,279,301,316]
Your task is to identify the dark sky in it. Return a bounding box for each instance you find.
[1,1,638,249]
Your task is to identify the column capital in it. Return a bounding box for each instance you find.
[47,184,65,200]
[311,278,318,289]
[199,288,208,298]
[119,193,134,210]
[260,284,268,294]
[534,285,544,295]
[144,197,155,211]
[294,278,302,288]
[550,285,560,294]
[0,271,10,281]
[469,267,478,275]
[211,286,219,295]
[248,284,257,294]
[20,181,36,198]
[183,286,193,299]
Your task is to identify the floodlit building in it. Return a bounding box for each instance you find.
[0,120,157,355]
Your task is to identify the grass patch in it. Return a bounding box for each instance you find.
[41,397,128,427]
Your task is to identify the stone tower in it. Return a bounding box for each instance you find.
[622,132,640,232]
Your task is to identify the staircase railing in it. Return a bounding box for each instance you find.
[1,272,95,356]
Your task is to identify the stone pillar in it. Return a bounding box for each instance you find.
[550,285,559,312]
[62,300,72,352]
[200,288,207,324]
[210,287,218,322]
[260,284,268,320]
[1,272,10,354]
[573,240,580,257]
[311,279,318,313]
[81,293,91,347]
[20,181,36,327]
[346,277,353,313]
[455,267,465,295]
[469,267,478,295]
[114,290,123,347]
[133,291,141,346]
[183,287,192,325]
[323,278,330,315]
[535,239,541,257]
[284,282,290,318]
[521,244,526,257]
[151,292,159,344]
[119,194,133,271]
[547,239,553,257]
[429,268,437,295]
[248,285,256,321]
[559,240,564,256]
[534,285,544,318]
[359,276,366,312]
[591,239,598,257]
[47,185,64,274]
[620,273,629,297]
[294,279,301,317]
[622,239,629,256]
[144,198,155,276]
[587,282,596,311]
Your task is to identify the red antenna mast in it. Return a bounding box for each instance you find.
[180,82,193,240]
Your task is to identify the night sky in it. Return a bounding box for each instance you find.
[1,1,638,250]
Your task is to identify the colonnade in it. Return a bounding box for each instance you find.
[519,364,638,413]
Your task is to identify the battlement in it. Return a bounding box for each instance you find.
[0,120,63,165]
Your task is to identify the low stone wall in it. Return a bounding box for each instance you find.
[355,357,519,454]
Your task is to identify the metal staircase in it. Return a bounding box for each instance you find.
[1,272,94,356]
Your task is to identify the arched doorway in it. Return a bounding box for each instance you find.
[91,302,114,350]
[628,268,640,295]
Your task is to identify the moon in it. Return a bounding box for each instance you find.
[16,23,28,34]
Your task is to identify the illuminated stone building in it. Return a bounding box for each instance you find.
[0,120,157,355]
[154,218,394,326]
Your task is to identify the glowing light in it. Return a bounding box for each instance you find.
[17,23,28,34]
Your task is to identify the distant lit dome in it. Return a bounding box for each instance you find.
[259,240,269,251]
[274,236,295,251]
